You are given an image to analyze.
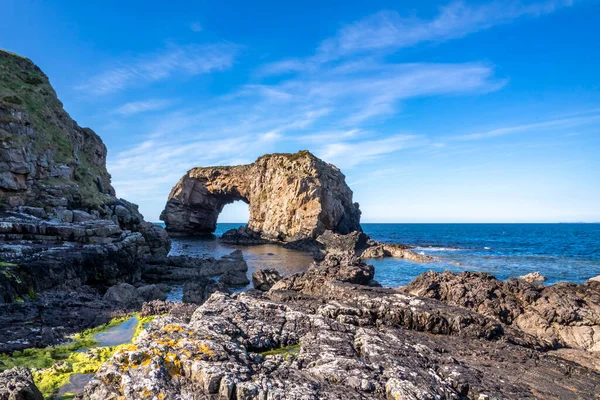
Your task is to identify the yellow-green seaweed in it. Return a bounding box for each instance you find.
[0,313,155,399]
[259,343,301,357]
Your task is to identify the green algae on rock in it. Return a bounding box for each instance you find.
[0,314,155,399]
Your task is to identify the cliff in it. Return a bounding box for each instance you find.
[160,150,362,241]
[0,50,115,211]
[0,49,170,303]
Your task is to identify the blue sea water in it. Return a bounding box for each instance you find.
[159,223,600,288]
[362,223,600,287]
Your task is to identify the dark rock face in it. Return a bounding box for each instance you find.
[182,278,230,304]
[220,226,271,245]
[0,287,123,353]
[141,250,248,283]
[160,151,362,241]
[252,268,282,291]
[103,283,166,309]
[403,271,600,351]
[219,270,249,286]
[82,256,600,399]
[0,367,43,400]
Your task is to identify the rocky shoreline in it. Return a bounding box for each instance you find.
[79,255,600,399]
[1,49,600,399]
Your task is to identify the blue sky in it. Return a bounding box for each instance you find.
[2,0,599,222]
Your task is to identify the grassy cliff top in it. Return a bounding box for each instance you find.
[0,49,113,209]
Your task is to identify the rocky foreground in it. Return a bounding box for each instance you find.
[70,255,600,400]
[2,49,600,400]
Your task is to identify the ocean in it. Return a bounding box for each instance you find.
[159,223,600,288]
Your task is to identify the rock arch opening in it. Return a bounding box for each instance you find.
[219,201,250,226]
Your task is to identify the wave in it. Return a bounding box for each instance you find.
[415,246,462,252]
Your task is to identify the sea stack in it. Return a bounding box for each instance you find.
[160,150,362,241]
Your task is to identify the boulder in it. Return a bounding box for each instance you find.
[360,241,432,262]
[252,269,282,291]
[0,367,43,400]
[136,284,167,302]
[219,270,249,286]
[403,271,600,351]
[182,278,230,305]
[315,230,369,255]
[520,271,547,283]
[103,283,142,309]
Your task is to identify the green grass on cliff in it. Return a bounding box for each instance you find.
[0,314,155,399]
[0,50,73,163]
[0,49,111,209]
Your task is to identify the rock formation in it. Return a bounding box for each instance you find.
[0,367,43,400]
[403,270,600,351]
[0,50,180,352]
[82,255,600,399]
[160,151,362,241]
[0,50,174,310]
[2,50,113,212]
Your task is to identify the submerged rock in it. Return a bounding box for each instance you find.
[160,151,362,240]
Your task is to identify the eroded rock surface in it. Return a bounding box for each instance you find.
[141,250,248,283]
[0,367,43,400]
[160,151,362,241]
[404,271,600,351]
[252,268,282,291]
[82,256,600,399]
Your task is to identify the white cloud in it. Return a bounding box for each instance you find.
[114,99,174,116]
[258,0,573,76]
[455,114,600,140]
[316,134,425,168]
[77,43,237,94]
[319,0,573,62]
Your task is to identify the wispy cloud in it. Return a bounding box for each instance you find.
[317,134,426,168]
[259,0,575,76]
[455,114,600,140]
[113,99,174,116]
[316,0,573,61]
[77,43,237,94]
